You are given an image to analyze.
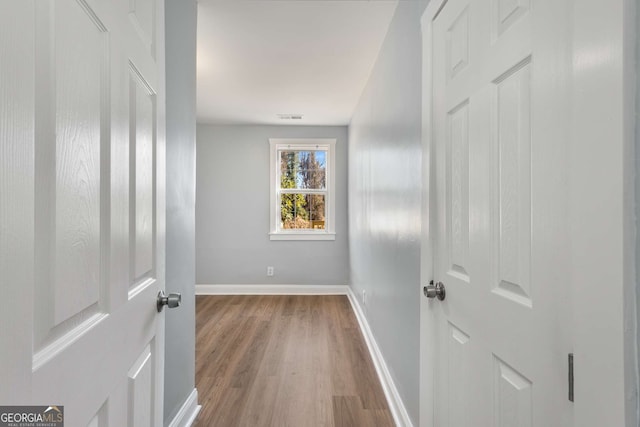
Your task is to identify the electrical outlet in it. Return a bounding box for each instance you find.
[267,266,274,276]
[362,290,367,306]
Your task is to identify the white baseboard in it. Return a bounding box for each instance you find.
[195,284,349,295]
[166,388,201,427]
[346,289,414,427]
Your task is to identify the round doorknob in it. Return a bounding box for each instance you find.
[423,280,446,301]
[157,290,182,312]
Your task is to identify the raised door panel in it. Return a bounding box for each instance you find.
[129,0,156,56]
[447,7,469,80]
[447,100,471,283]
[493,0,530,38]
[492,60,532,308]
[53,0,105,324]
[87,403,107,427]
[33,0,109,368]
[88,415,99,427]
[447,323,472,427]
[127,344,155,427]
[493,356,532,427]
[129,64,156,290]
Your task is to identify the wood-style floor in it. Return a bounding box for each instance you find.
[193,295,394,427]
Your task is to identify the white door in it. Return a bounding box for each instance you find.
[0,0,166,425]
[420,0,575,425]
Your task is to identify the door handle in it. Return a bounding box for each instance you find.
[157,290,182,312]
[423,280,446,301]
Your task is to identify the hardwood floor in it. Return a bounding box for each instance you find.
[193,295,394,427]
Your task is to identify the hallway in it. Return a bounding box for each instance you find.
[193,295,393,426]
[0,0,634,425]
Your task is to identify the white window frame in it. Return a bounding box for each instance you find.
[269,138,336,241]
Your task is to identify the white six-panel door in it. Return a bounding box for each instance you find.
[421,0,574,425]
[0,0,166,425]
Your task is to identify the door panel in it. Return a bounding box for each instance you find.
[493,59,531,307]
[447,7,469,79]
[52,0,105,324]
[447,100,470,282]
[129,0,156,55]
[423,0,573,426]
[0,0,165,425]
[127,344,154,427]
[493,356,532,427]
[33,0,109,366]
[447,323,472,427]
[130,64,156,286]
[493,0,529,37]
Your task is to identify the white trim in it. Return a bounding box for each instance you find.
[571,0,635,425]
[269,232,335,241]
[419,2,441,426]
[346,288,413,427]
[166,388,201,427]
[269,138,337,239]
[195,284,349,295]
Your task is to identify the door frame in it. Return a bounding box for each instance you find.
[570,0,636,426]
[419,0,637,426]
[419,1,437,425]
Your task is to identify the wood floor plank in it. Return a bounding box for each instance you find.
[193,295,394,427]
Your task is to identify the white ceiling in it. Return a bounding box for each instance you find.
[196,0,398,126]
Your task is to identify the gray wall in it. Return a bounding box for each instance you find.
[164,0,197,424]
[636,1,640,423]
[348,1,428,424]
[196,125,349,286]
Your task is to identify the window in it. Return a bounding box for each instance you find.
[269,138,336,240]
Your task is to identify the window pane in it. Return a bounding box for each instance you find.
[309,194,326,229]
[279,150,326,190]
[280,193,326,230]
[280,151,297,189]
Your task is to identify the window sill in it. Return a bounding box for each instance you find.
[269,232,336,241]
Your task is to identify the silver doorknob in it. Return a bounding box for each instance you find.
[423,280,446,301]
[157,290,182,312]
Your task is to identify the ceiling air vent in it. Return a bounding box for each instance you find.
[277,114,303,120]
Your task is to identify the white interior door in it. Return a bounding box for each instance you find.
[420,0,575,425]
[0,0,166,425]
